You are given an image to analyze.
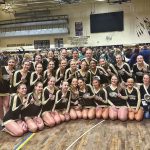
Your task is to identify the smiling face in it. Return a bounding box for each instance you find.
[48,61,55,70]
[72,51,79,59]
[8,58,16,68]
[61,49,67,59]
[137,55,144,64]
[81,61,87,71]
[35,63,43,73]
[48,51,54,59]
[22,61,30,71]
[92,79,100,89]
[60,60,67,69]
[62,81,69,91]
[35,82,43,93]
[116,55,122,64]
[85,49,93,60]
[143,74,150,85]
[99,58,106,66]
[78,79,85,89]
[71,78,78,88]
[127,78,134,89]
[70,60,77,70]
[90,60,97,69]
[111,75,118,86]
[35,55,42,63]
[17,84,27,96]
[48,77,56,87]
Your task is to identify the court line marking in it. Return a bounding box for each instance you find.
[13,132,35,150]
[65,120,105,150]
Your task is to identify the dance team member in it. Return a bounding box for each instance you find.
[115,54,132,86]
[42,77,60,127]
[0,58,16,122]
[140,74,150,118]
[78,78,96,120]
[99,58,118,83]
[12,60,31,93]
[45,50,59,70]
[30,54,43,71]
[126,78,144,121]
[75,60,88,83]
[69,50,80,68]
[2,83,28,136]
[69,78,82,120]
[52,81,71,122]
[55,60,67,87]
[65,60,78,84]
[30,63,43,91]
[92,77,109,119]
[21,82,44,132]
[87,59,108,85]
[133,55,149,86]
[106,75,128,121]
[43,61,56,87]
[82,48,94,69]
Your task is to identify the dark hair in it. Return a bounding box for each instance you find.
[78,78,85,83]
[35,62,43,68]
[34,53,42,61]
[34,81,43,87]
[17,83,27,92]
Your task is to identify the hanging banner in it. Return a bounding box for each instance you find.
[75,22,83,36]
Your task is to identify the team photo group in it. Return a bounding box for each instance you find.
[0,46,150,137]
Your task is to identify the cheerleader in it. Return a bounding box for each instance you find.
[115,54,132,86]
[69,78,82,120]
[43,61,56,87]
[82,48,93,68]
[0,58,16,121]
[68,50,80,68]
[45,50,59,70]
[30,63,43,92]
[87,59,108,85]
[30,54,43,71]
[42,77,60,127]
[99,58,118,83]
[133,55,150,86]
[140,74,150,118]
[52,81,71,122]
[2,83,28,137]
[78,78,96,119]
[65,60,78,84]
[55,59,67,87]
[21,82,44,132]
[92,77,109,119]
[75,60,88,83]
[106,75,128,121]
[12,60,31,93]
[126,78,144,121]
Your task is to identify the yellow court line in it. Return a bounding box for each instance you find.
[14,133,35,150]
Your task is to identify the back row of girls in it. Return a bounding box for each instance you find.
[2,73,149,137]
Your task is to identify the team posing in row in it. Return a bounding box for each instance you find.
[0,48,149,137]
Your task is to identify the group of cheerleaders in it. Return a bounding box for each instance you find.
[0,48,150,137]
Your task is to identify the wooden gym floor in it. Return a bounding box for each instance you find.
[0,119,150,150]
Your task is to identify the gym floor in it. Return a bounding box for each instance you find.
[0,119,150,150]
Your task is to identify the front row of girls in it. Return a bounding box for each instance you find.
[3,74,145,137]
